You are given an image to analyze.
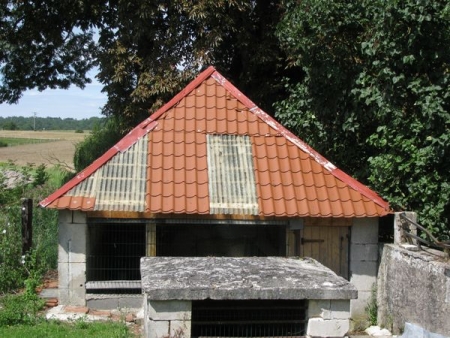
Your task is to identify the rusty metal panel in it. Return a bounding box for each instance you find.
[68,134,148,212]
[207,134,258,215]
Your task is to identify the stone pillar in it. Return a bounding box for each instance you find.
[349,217,379,321]
[307,299,351,337]
[145,299,192,338]
[58,210,87,306]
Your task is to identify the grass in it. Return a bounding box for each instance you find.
[0,137,58,147]
[0,293,133,337]
[0,320,133,337]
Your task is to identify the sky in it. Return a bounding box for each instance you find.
[0,72,106,120]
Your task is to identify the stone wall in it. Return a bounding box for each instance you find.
[377,244,450,335]
[58,210,87,306]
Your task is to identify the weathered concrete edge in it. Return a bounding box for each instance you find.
[141,257,358,301]
[144,287,357,300]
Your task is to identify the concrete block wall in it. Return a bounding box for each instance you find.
[307,300,351,337]
[145,300,192,338]
[144,298,352,338]
[349,217,379,320]
[58,210,87,306]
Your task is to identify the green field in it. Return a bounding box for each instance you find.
[0,137,58,147]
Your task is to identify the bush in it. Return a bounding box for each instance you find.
[0,293,45,326]
[0,140,7,147]
[74,118,122,172]
[74,129,84,133]
[0,208,25,293]
[0,163,64,294]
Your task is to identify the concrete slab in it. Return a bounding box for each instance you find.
[141,257,357,301]
[45,305,142,322]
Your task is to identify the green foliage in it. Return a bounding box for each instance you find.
[0,163,65,293]
[0,137,57,147]
[0,293,45,326]
[366,284,378,326]
[275,0,450,239]
[1,1,297,131]
[0,209,24,293]
[74,118,123,172]
[33,164,49,187]
[0,1,98,103]
[74,129,84,133]
[2,121,18,130]
[0,140,7,147]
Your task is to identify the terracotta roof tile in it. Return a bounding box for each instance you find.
[40,66,390,218]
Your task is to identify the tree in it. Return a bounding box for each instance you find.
[1,1,295,131]
[96,0,293,130]
[2,121,17,130]
[0,1,102,103]
[275,0,450,239]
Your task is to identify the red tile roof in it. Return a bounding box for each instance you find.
[40,66,390,217]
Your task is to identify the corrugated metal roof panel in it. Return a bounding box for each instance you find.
[207,134,258,215]
[65,134,148,212]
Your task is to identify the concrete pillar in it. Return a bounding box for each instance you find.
[58,210,87,306]
[394,211,417,246]
[145,299,192,338]
[349,217,379,322]
[307,300,351,337]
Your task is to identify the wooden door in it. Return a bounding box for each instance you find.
[299,226,349,279]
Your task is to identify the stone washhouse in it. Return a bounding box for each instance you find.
[40,66,391,337]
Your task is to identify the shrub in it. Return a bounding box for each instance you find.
[0,208,25,293]
[74,118,122,172]
[0,163,63,294]
[0,293,45,326]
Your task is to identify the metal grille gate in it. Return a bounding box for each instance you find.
[86,223,145,293]
[191,300,307,337]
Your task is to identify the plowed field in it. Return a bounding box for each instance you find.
[0,130,88,170]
